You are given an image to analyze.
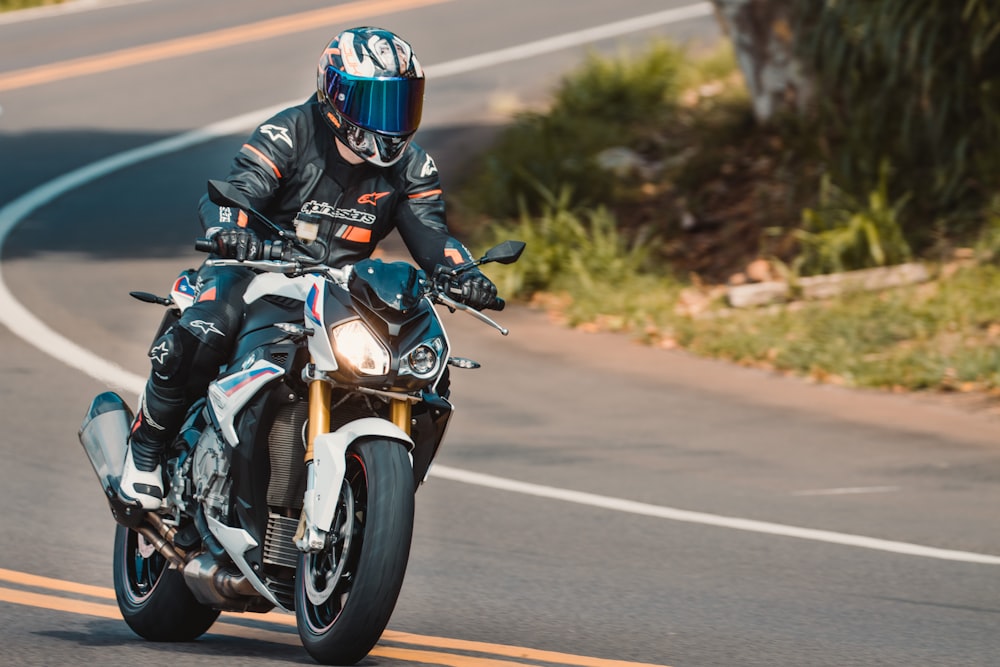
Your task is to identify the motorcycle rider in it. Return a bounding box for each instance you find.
[119,27,498,511]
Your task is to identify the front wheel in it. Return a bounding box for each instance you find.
[295,438,415,665]
[113,523,220,641]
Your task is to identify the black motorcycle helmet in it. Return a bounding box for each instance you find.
[317,27,425,167]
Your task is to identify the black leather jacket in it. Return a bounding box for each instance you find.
[198,95,474,273]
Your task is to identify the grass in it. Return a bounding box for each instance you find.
[0,0,66,10]
[671,265,1000,393]
[464,38,1000,400]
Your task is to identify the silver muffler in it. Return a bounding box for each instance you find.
[79,391,132,492]
[79,392,141,525]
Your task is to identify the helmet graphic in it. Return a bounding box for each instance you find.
[317,27,425,167]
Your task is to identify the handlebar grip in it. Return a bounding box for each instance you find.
[194,237,216,253]
[488,297,506,312]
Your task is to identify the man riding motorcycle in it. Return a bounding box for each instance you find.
[119,27,497,511]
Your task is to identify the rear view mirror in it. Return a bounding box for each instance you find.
[483,240,526,265]
[207,179,252,211]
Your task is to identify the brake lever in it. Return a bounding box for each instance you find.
[435,293,509,336]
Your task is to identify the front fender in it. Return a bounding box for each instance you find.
[301,418,414,549]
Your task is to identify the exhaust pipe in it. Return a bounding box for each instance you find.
[79,392,132,494]
[78,392,145,526]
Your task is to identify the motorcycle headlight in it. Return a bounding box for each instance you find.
[330,320,390,376]
[400,336,445,379]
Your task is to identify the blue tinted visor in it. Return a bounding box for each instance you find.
[326,70,424,136]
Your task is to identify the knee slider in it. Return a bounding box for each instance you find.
[148,325,188,384]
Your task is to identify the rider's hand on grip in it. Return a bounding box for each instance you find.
[213,227,263,261]
[452,271,498,311]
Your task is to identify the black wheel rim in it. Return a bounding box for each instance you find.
[122,528,166,604]
[301,452,367,633]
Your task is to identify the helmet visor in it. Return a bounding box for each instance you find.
[326,70,424,136]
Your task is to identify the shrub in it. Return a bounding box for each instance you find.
[794,160,912,275]
[795,0,1000,242]
[460,40,687,220]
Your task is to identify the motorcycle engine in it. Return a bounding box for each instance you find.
[191,428,231,520]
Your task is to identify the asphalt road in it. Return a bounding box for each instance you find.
[2,2,1000,666]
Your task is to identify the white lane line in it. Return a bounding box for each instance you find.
[792,486,900,497]
[2,4,997,566]
[0,103,289,393]
[428,3,714,78]
[432,466,1000,565]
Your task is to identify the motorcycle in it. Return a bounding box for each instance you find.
[78,179,525,665]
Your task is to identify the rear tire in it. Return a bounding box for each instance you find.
[113,523,220,641]
[295,439,415,665]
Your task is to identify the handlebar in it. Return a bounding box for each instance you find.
[195,237,294,262]
[194,237,216,253]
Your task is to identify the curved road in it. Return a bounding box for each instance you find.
[2,2,1000,666]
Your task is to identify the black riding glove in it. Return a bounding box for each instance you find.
[213,227,263,261]
[452,270,498,310]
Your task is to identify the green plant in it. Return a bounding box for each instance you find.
[0,0,65,10]
[483,184,656,293]
[794,161,912,275]
[794,0,1000,241]
[460,40,687,220]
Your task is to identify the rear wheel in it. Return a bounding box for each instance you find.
[295,439,415,665]
[113,523,220,641]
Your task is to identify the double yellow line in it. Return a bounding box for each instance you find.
[0,0,453,93]
[0,567,669,667]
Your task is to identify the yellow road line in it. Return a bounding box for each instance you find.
[0,0,454,93]
[382,630,670,667]
[0,568,673,667]
[0,567,115,600]
[0,586,519,665]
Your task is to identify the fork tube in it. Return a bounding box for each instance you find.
[305,377,331,463]
[390,398,411,436]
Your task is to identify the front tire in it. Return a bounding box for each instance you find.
[113,523,220,641]
[295,439,415,665]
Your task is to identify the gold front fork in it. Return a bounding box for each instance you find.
[304,370,411,463]
[305,377,331,463]
[390,398,412,436]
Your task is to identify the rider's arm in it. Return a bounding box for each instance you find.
[197,108,302,233]
[391,145,475,274]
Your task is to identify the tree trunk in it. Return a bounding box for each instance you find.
[711,0,813,123]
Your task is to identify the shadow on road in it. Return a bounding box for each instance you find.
[0,123,502,261]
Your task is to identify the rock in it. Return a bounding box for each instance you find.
[725,262,930,308]
[745,258,774,283]
[726,281,790,308]
[797,263,929,300]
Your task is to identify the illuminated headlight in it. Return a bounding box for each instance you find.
[330,320,390,376]
[401,337,445,379]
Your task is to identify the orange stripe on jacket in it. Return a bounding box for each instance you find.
[241,143,282,178]
[237,210,248,227]
[342,226,372,243]
[407,189,442,199]
[197,286,217,302]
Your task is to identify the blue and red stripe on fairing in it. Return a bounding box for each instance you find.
[217,367,281,397]
[306,284,322,326]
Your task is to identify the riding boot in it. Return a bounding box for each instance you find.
[119,381,187,511]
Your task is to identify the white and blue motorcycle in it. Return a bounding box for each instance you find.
[79,179,524,665]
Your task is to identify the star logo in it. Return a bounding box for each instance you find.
[420,154,437,177]
[259,124,293,148]
[190,320,225,337]
[149,342,169,364]
[357,191,391,206]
